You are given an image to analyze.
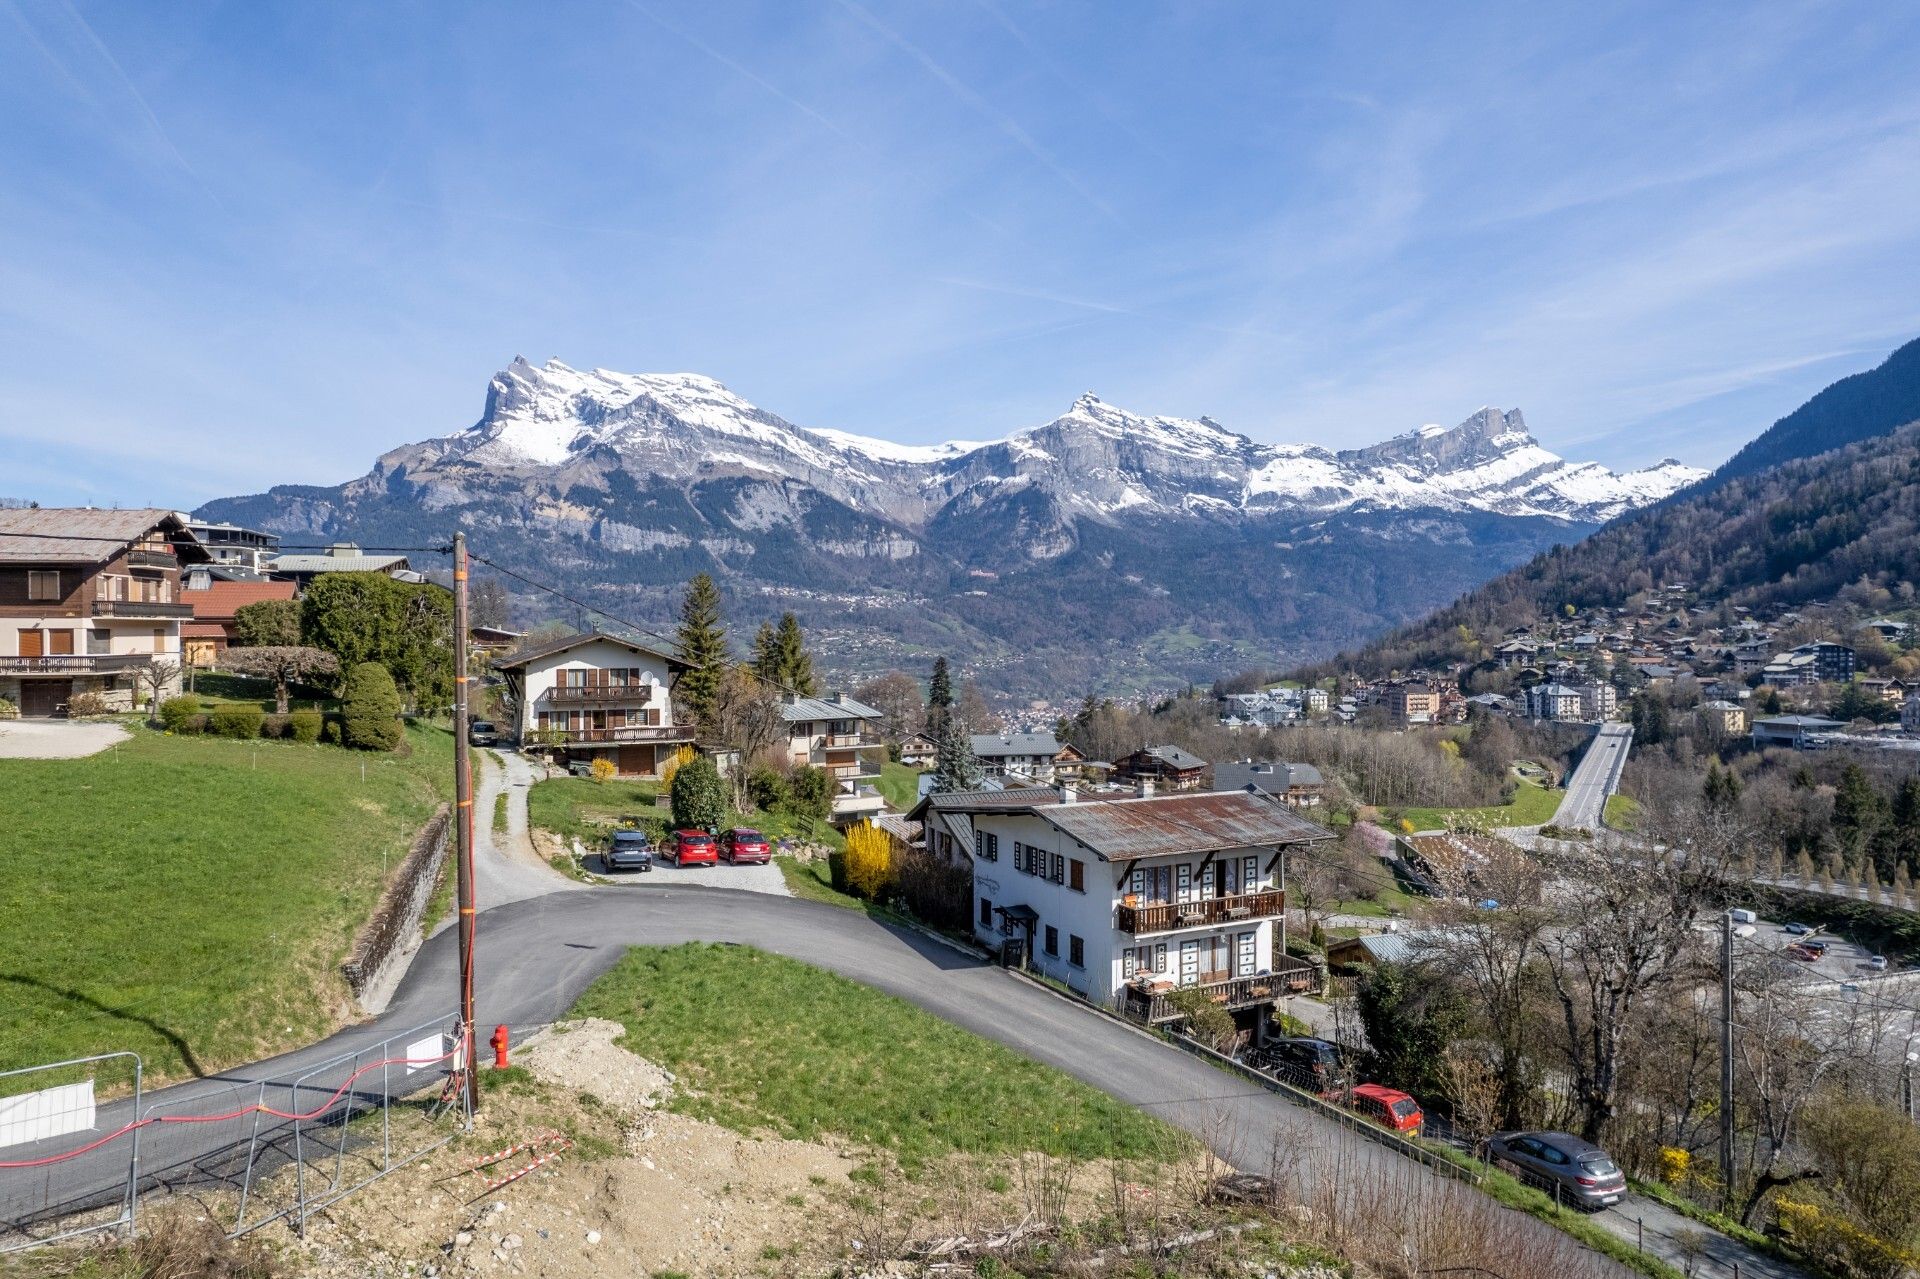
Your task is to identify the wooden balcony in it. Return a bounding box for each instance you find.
[1123,957,1320,1024]
[93,598,192,619]
[0,654,154,675]
[125,548,178,570]
[546,684,655,706]
[1115,890,1285,935]
[817,733,869,751]
[540,723,695,745]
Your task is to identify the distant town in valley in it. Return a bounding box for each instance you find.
[10,6,1920,1276]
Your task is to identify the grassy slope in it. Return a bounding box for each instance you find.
[876,760,922,811]
[0,724,451,1080]
[1397,780,1565,831]
[570,944,1186,1172]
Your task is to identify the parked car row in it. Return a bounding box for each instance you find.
[600,826,774,872]
[1243,1035,1626,1211]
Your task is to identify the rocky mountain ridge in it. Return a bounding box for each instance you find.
[199,357,1704,695]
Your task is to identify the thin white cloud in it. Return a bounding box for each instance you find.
[832,0,1120,223]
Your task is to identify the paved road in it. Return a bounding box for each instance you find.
[1548,722,1633,830]
[5,747,1800,1278]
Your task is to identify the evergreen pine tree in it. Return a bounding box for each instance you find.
[929,715,982,793]
[750,621,778,685]
[771,613,817,695]
[927,656,954,736]
[676,573,728,729]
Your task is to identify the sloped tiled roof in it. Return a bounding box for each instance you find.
[492,628,688,671]
[184,579,296,622]
[0,507,201,563]
[971,731,1061,757]
[1036,789,1331,863]
[780,695,881,722]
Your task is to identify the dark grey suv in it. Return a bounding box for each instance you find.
[605,829,654,873]
[1483,1131,1626,1209]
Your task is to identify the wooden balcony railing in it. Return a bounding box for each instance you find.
[540,723,695,745]
[125,548,178,570]
[1122,957,1320,1024]
[0,654,155,675]
[93,598,192,619]
[1115,890,1285,935]
[546,685,655,705]
[818,733,868,750]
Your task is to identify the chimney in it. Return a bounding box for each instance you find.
[1135,778,1155,799]
[1058,785,1077,805]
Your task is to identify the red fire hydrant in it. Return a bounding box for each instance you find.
[490,1024,511,1070]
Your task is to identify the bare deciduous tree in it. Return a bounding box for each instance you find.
[222,647,339,714]
[1539,802,1742,1141]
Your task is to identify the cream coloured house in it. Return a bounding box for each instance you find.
[493,631,693,776]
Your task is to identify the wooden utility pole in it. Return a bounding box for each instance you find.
[1720,910,1735,1201]
[452,531,479,1117]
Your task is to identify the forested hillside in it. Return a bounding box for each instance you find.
[1713,335,1920,484]
[1321,421,1920,677]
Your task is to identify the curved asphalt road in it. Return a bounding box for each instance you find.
[5,754,1790,1277]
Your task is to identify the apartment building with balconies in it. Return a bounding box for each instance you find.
[493,631,694,776]
[779,692,886,823]
[0,508,209,716]
[959,788,1332,1025]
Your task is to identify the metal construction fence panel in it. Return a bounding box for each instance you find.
[1,1014,469,1256]
[0,1051,143,1254]
[138,1013,469,1239]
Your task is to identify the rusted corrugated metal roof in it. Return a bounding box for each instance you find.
[1036,790,1333,863]
[0,507,195,562]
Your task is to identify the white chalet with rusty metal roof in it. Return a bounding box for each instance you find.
[948,787,1332,1025]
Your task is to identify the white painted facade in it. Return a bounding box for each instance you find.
[965,809,1282,1006]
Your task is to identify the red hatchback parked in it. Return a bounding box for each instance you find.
[1346,1084,1423,1137]
[720,827,772,865]
[665,829,718,867]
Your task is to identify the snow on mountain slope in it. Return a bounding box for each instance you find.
[377,356,1703,526]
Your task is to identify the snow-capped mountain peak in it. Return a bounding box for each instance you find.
[376,358,1702,527]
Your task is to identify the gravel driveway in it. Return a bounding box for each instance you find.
[0,718,130,758]
[584,851,791,896]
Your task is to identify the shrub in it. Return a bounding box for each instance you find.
[589,757,618,783]
[745,765,789,812]
[288,709,323,744]
[787,765,834,823]
[158,695,200,732]
[66,690,115,718]
[844,821,893,899]
[659,743,696,789]
[669,754,726,832]
[340,662,403,751]
[323,719,342,744]
[210,703,265,740]
[0,696,16,719]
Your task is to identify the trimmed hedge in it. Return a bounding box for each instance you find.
[210,704,265,740]
[158,696,200,732]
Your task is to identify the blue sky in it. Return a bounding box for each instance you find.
[5,1,1920,507]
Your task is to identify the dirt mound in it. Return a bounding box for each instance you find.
[514,1019,673,1113]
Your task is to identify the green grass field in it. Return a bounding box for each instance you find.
[1604,793,1641,829]
[569,944,1186,1172]
[875,760,922,811]
[1396,780,1565,832]
[0,724,452,1080]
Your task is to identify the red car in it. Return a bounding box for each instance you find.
[665,830,718,867]
[720,827,771,865]
[1346,1084,1423,1137]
